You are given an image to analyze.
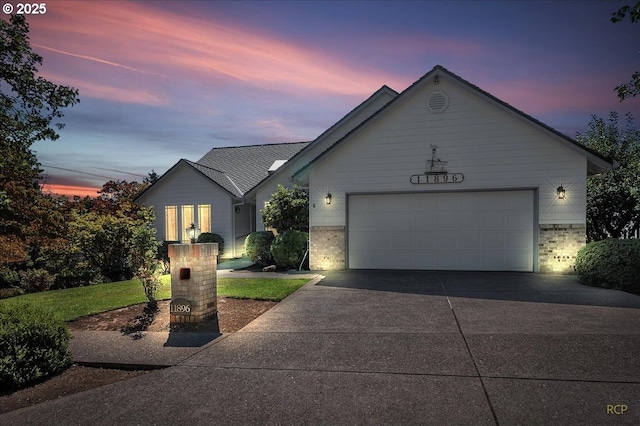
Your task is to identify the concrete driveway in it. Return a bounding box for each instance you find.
[3,271,640,425]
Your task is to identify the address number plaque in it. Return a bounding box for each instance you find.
[170,298,192,315]
[410,173,464,184]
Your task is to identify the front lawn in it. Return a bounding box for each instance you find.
[0,275,310,322]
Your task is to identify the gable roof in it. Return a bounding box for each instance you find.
[135,141,309,203]
[246,85,399,197]
[293,65,613,180]
[196,141,309,195]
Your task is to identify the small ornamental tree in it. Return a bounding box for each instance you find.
[260,184,309,233]
[130,209,161,310]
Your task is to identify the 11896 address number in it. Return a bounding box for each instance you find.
[410,173,464,184]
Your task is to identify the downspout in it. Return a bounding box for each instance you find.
[232,201,245,258]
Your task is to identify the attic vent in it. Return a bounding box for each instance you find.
[427,91,448,113]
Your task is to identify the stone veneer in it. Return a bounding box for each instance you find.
[168,243,218,324]
[538,224,586,274]
[310,226,346,270]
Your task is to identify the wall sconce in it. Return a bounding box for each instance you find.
[434,75,439,85]
[557,185,566,200]
[235,206,241,214]
[325,193,332,205]
[186,223,201,243]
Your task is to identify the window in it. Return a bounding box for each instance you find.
[165,206,178,241]
[198,204,211,233]
[181,205,194,242]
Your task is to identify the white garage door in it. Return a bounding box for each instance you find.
[348,191,534,271]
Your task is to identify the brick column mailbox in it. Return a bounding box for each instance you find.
[168,243,218,324]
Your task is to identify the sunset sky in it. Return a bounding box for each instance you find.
[3,0,639,198]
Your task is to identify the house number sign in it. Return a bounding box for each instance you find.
[410,145,464,184]
[410,173,464,184]
[170,298,192,315]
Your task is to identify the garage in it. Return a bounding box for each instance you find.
[347,190,534,271]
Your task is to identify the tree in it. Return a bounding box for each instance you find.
[576,112,640,241]
[68,180,156,283]
[611,1,640,100]
[0,15,79,270]
[260,184,309,233]
[130,212,162,310]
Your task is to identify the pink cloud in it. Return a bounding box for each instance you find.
[482,74,629,116]
[39,71,170,106]
[30,1,402,99]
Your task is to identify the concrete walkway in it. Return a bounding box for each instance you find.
[2,271,640,425]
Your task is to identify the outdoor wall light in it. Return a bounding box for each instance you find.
[325,193,332,205]
[434,75,439,85]
[235,206,241,214]
[186,223,201,243]
[557,185,566,200]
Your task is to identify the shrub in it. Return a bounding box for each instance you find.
[575,239,640,293]
[0,266,20,288]
[0,302,72,391]
[0,287,22,299]
[19,269,55,293]
[244,231,275,266]
[157,241,179,274]
[260,184,309,233]
[270,230,309,270]
[197,232,224,257]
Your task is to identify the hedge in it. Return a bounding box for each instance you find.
[0,302,72,391]
[197,232,224,256]
[574,239,640,294]
[244,231,275,266]
[270,230,309,270]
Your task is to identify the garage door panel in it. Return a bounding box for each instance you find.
[459,231,483,250]
[507,230,533,249]
[348,191,533,271]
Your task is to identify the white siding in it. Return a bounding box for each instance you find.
[254,88,397,229]
[310,77,586,229]
[137,163,233,256]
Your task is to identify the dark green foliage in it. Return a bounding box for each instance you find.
[197,232,224,256]
[260,184,309,233]
[244,231,275,266]
[577,113,640,241]
[19,268,55,293]
[130,223,162,309]
[0,266,20,288]
[157,241,179,274]
[575,239,640,293]
[1,15,79,269]
[0,302,72,391]
[270,230,309,270]
[611,2,640,100]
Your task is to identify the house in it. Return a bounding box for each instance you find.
[134,142,309,257]
[136,65,612,273]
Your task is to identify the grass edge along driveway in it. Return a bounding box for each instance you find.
[0,275,311,322]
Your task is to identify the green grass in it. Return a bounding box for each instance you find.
[0,275,310,322]
[218,278,309,301]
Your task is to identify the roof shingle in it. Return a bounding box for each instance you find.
[196,142,309,196]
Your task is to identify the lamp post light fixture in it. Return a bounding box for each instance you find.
[186,223,201,244]
[325,193,332,205]
[557,185,566,200]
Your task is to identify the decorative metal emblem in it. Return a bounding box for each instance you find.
[410,145,464,184]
